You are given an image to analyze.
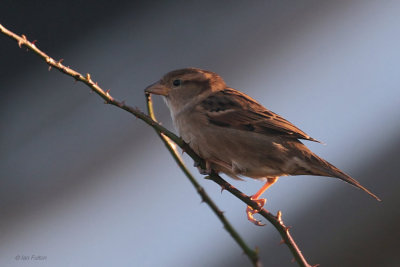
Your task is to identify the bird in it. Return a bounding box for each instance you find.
[145,67,380,226]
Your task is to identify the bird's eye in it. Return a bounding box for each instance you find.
[173,79,182,86]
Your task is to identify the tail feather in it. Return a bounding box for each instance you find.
[313,156,381,201]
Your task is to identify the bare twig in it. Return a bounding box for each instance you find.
[0,23,315,267]
[145,94,260,267]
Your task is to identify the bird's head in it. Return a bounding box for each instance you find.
[145,68,226,113]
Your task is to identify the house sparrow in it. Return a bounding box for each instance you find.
[145,68,380,225]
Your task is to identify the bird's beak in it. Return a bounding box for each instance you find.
[145,81,169,96]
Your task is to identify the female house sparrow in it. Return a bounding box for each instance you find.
[145,68,380,225]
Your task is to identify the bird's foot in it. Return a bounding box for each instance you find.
[194,161,212,175]
[246,197,267,226]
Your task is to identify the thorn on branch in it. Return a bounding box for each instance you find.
[105,89,114,103]
[284,226,292,232]
[197,195,207,204]
[277,210,283,223]
[220,184,227,193]
[45,57,55,71]
[18,34,27,48]
[86,73,91,82]
[181,146,186,154]
[32,40,37,46]
[57,58,64,65]
[279,239,285,245]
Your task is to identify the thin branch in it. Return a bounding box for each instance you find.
[0,23,315,267]
[0,24,181,147]
[145,93,260,267]
[205,173,312,267]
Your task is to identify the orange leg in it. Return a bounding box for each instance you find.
[246,177,279,226]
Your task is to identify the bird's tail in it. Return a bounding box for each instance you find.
[311,155,381,201]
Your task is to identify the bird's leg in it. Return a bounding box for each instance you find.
[194,160,212,175]
[246,177,279,226]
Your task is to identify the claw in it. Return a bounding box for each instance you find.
[194,161,206,174]
[246,197,267,226]
[253,198,266,208]
[196,160,212,175]
[244,177,278,226]
[197,167,209,175]
[246,206,265,226]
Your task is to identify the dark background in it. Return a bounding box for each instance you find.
[1,1,399,266]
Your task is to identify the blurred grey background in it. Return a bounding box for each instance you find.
[1,1,399,266]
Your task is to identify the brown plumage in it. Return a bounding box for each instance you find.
[145,67,380,225]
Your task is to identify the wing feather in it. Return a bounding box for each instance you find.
[200,88,321,143]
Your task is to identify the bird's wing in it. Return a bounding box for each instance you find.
[199,88,321,143]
